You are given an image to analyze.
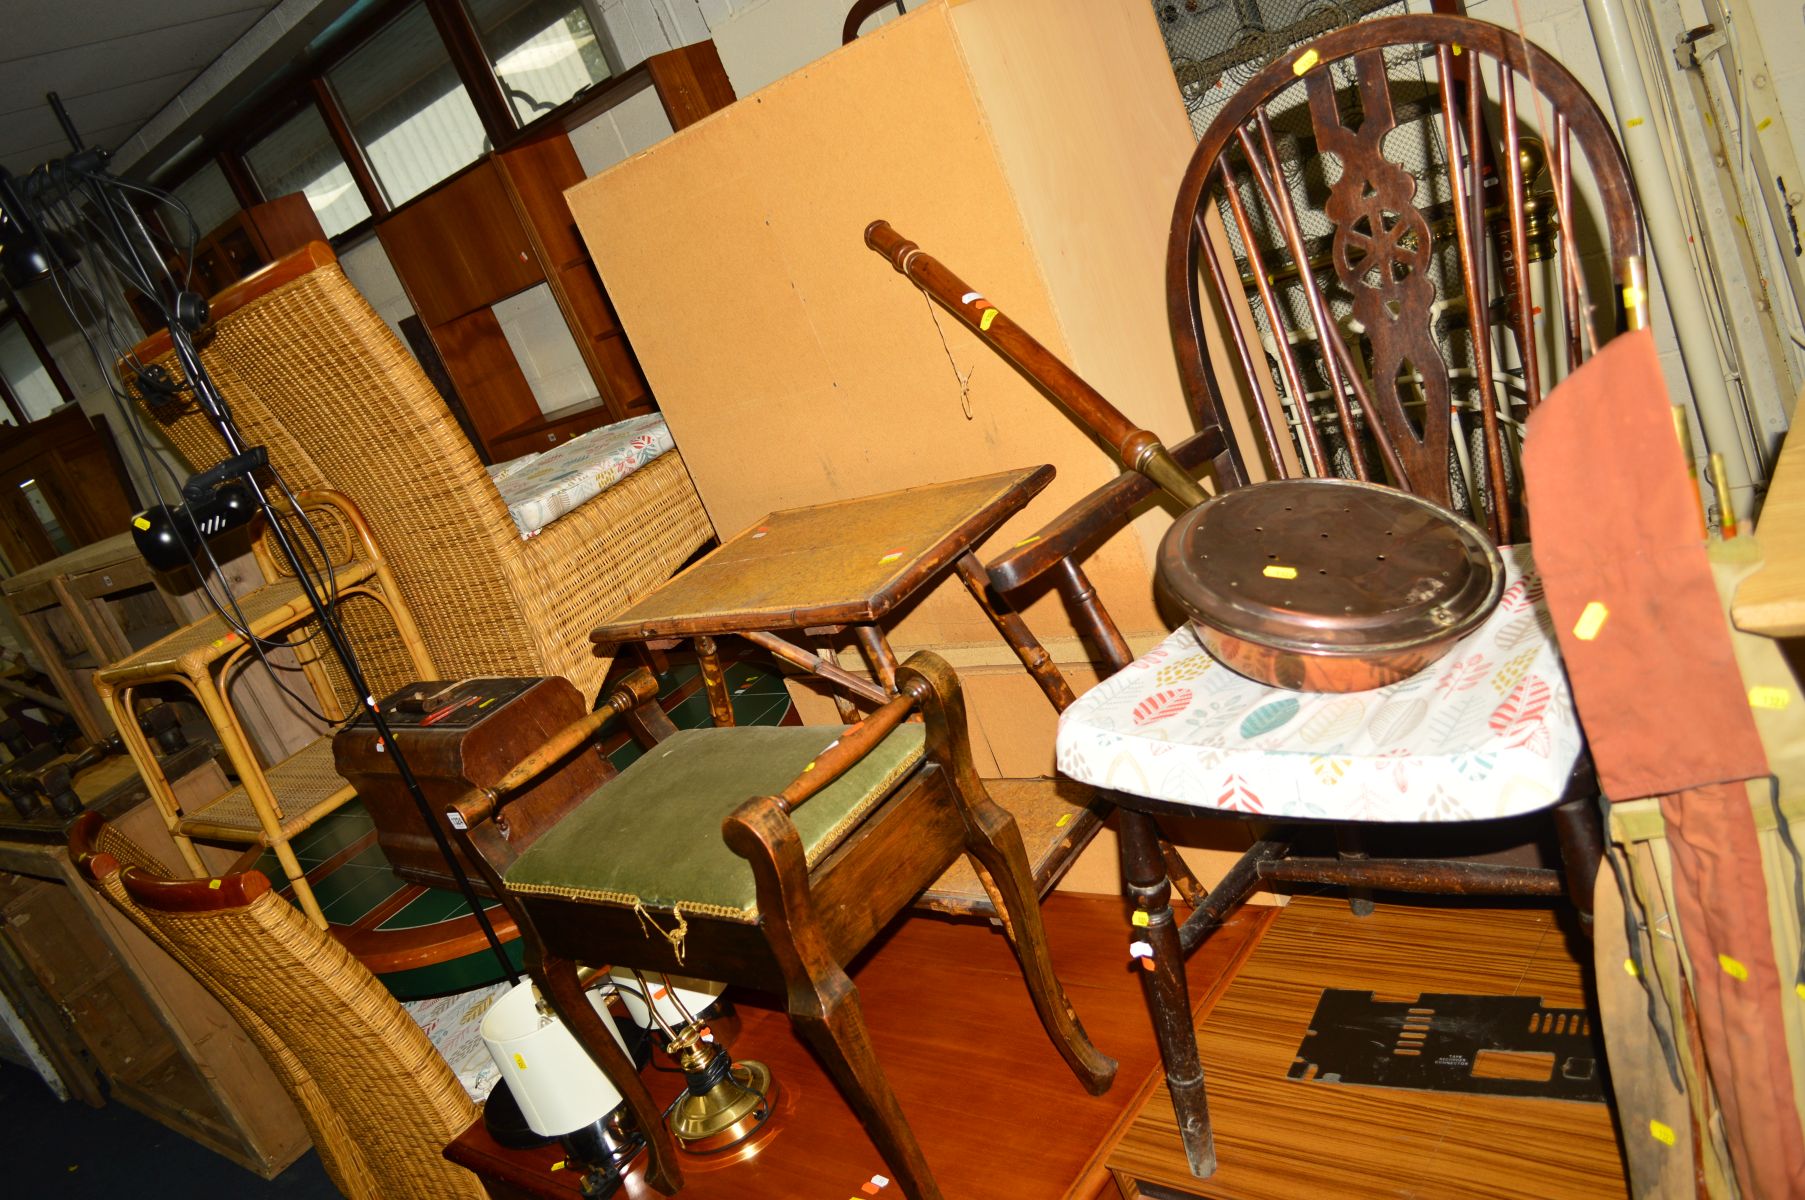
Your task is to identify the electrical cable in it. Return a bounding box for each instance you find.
[4,127,517,984]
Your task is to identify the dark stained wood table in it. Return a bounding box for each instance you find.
[590,466,1055,724]
[444,894,1275,1200]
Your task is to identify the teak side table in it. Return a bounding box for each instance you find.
[590,466,1056,723]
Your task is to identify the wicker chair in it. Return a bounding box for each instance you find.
[129,241,715,705]
[68,811,485,1200]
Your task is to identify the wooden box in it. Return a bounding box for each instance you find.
[333,677,608,893]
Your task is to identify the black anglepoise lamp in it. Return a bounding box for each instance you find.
[0,174,75,289]
[4,92,519,986]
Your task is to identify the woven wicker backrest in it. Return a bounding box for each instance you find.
[129,254,545,684]
[94,847,484,1199]
[72,821,386,1197]
[209,265,546,682]
[129,346,331,496]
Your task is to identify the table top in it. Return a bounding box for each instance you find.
[1734,399,1805,637]
[1,531,143,609]
[590,466,1053,643]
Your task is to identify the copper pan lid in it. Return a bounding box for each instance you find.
[1157,478,1504,657]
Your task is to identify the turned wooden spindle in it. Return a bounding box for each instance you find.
[864,220,1209,509]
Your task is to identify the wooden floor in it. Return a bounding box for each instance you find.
[448,893,1274,1199]
[1107,896,1627,1200]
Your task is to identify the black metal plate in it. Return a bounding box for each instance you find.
[1288,989,1606,1103]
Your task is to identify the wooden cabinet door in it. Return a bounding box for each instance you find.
[0,407,140,572]
[376,160,540,327]
[0,876,171,1087]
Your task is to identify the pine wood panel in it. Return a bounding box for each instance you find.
[448,895,1274,1199]
[1108,897,1627,1199]
[1735,395,1805,636]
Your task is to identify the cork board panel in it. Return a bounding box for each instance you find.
[567,1,1193,655]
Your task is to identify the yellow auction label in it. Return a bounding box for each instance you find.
[1263,564,1298,579]
[1572,601,1609,641]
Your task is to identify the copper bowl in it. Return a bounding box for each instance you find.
[1156,478,1504,693]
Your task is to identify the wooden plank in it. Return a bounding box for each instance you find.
[1735,391,1805,636]
[646,40,737,129]
[1108,897,1627,1199]
[428,307,546,453]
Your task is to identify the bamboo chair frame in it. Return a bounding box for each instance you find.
[94,490,434,927]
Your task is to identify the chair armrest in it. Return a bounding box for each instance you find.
[764,689,918,817]
[722,661,930,873]
[986,428,1225,595]
[255,487,382,578]
[443,669,661,832]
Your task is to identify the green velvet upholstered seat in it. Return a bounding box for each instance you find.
[503,724,927,922]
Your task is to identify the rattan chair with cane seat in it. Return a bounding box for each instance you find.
[127,241,715,707]
[68,812,486,1200]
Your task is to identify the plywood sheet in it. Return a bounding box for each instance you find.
[566,1,1194,655]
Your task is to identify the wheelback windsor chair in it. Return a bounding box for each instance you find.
[871,13,1643,1177]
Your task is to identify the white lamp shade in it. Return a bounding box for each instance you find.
[609,968,725,1030]
[480,978,628,1138]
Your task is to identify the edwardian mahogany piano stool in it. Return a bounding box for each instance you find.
[588,466,1054,726]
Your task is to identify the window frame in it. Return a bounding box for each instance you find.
[147,0,643,250]
[0,306,75,428]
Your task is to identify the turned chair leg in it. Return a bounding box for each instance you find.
[1550,795,1604,934]
[1121,808,1217,1178]
[788,964,943,1200]
[534,952,685,1196]
[961,789,1118,1094]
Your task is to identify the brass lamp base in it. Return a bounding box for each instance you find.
[666,1024,776,1154]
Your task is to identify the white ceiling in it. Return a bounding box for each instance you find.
[0,0,280,177]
